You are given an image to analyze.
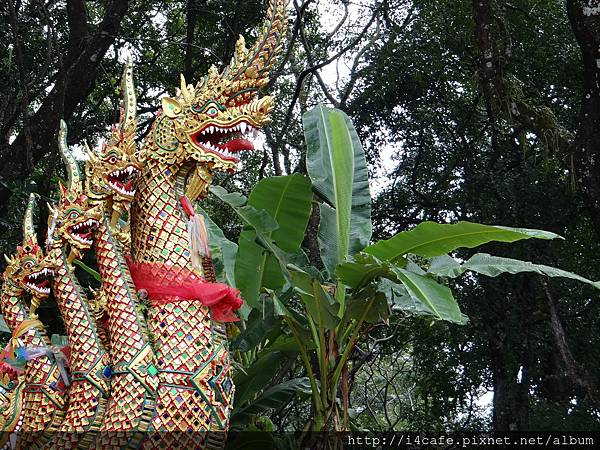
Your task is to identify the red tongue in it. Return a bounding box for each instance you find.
[222,138,254,152]
[125,179,134,191]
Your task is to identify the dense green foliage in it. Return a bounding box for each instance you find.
[1,0,600,435]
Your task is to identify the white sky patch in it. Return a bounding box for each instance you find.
[476,390,494,414]
[70,143,89,161]
[314,1,401,195]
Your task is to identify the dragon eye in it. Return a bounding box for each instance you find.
[69,211,79,219]
[24,261,34,268]
[206,107,218,117]
[108,156,118,164]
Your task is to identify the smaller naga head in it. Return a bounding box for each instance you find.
[85,61,140,205]
[47,121,101,254]
[2,194,54,300]
[147,0,287,176]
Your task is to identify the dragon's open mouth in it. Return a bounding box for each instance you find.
[23,268,54,295]
[105,165,138,198]
[67,219,100,246]
[191,120,258,162]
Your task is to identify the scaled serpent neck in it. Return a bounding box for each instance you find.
[95,212,154,363]
[0,290,50,349]
[49,245,107,373]
[131,157,194,270]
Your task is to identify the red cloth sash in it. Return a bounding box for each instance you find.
[126,256,242,322]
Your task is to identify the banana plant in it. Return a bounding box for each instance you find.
[210,105,600,433]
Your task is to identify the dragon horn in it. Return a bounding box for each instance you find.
[23,193,39,246]
[83,141,98,162]
[225,0,288,82]
[119,59,137,136]
[180,74,194,104]
[58,120,83,194]
[4,254,11,264]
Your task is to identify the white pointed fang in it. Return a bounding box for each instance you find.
[240,122,247,134]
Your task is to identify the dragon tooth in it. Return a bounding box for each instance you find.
[240,122,247,134]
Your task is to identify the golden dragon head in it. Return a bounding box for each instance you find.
[85,60,140,206]
[143,0,287,178]
[3,194,54,300]
[47,121,101,255]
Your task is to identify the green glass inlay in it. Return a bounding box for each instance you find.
[147,364,158,377]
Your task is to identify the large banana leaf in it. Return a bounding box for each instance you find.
[233,351,288,406]
[336,252,397,290]
[290,268,340,331]
[303,105,372,276]
[365,221,560,262]
[246,174,313,253]
[392,267,466,324]
[197,207,237,287]
[337,254,465,324]
[229,176,312,309]
[428,253,600,290]
[230,301,278,352]
[211,185,293,308]
[231,377,311,426]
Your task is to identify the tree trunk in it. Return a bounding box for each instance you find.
[0,0,130,220]
[567,0,600,232]
[490,333,530,431]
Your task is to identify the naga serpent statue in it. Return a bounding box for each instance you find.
[0,0,287,448]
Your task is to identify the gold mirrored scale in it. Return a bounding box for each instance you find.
[0,0,288,445]
[131,1,286,444]
[0,194,67,438]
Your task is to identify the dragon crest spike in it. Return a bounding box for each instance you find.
[3,253,11,264]
[224,0,288,83]
[120,60,137,137]
[58,119,83,195]
[23,193,39,246]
